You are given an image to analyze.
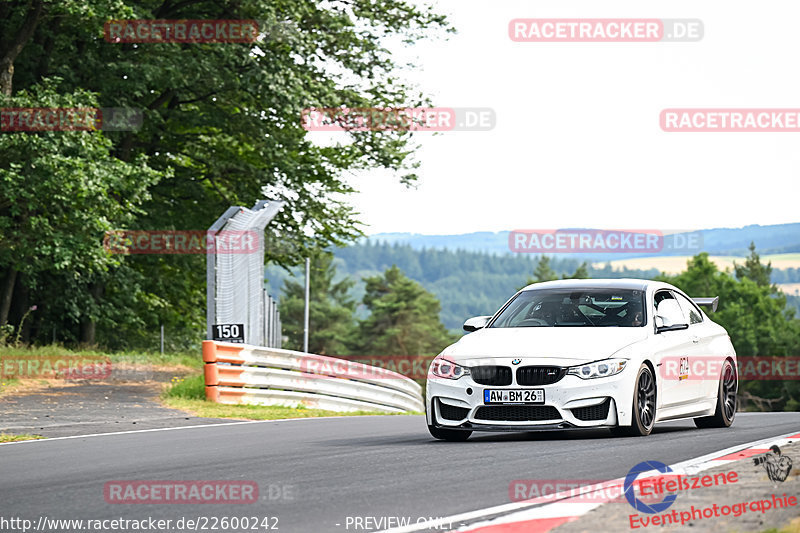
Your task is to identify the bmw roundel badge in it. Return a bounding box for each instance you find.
[512,359,521,365]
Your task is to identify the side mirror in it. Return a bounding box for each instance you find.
[463,315,491,332]
[655,314,689,333]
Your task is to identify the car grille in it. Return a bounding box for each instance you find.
[571,399,611,421]
[437,400,470,421]
[516,366,566,386]
[474,405,561,422]
[471,366,512,386]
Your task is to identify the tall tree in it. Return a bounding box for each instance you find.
[562,262,589,279]
[734,242,773,288]
[520,255,587,289]
[356,266,455,356]
[533,255,558,282]
[279,252,356,355]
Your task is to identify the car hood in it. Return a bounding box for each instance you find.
[442,326,649,363]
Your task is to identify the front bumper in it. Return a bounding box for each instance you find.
[426,360,633,430]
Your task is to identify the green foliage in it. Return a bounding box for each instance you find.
[533,256,558,283]
[659,251,800,410]
[563,262,590,280]
[0,0,452,349]
[519,256,589,289]
[266,242,665,331]
[279,252,357,355]
[163,374,205,400]
[0,434,44,443]
[735,242,773,287]
[162,397,410,419]
[354,266,457,356]
[658,253,800,357]
[278,258,458,357]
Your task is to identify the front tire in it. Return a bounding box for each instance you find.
[694,359,737,429]
[612,363,656,437]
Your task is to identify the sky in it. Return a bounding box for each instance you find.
[337,0,800,236]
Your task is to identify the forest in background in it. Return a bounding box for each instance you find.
[267,241,800,332]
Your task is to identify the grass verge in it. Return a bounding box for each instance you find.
[0,378,57,398]
[764,517,800,533]
[161,374,420,420]
[0,433,44,443]
[0,344,201,370]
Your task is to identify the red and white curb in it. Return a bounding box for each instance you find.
[377,429,800,533]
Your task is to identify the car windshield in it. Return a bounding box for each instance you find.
[490,288,646,328]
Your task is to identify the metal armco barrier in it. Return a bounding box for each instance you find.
[203,341,424,413]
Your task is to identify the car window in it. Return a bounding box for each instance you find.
[653,290,687,326]
[675,292,703,324]
[490,288,646,327]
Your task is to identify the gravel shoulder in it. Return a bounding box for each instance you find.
[0,366,235,438]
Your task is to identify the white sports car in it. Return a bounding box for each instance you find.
[426,279,738,440]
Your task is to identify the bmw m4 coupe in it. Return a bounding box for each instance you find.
[426,279,738,440]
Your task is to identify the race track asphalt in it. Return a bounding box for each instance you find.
[1,412,798,532]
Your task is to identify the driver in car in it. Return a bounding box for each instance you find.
[531,301,559,325]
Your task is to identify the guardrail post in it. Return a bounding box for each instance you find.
[202,340,220,402]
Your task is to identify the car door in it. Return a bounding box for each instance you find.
[674,291,715,403]
[652,290,700,411]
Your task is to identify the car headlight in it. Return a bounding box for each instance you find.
[430,356,471,380]
[567,359,628,379]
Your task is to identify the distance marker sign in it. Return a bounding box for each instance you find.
[212,323,245,343]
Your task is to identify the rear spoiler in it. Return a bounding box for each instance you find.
[692,297,719,313]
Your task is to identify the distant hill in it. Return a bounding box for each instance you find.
[369,223,800,260]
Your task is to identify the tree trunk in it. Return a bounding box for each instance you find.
[0,0,46,97]
[80,319,96,346]
[0,267,17,326]
[16,280,30,343]
[79,282,104,345]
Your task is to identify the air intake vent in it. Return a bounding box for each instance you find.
[471,366,512,386]
[474,405,561,422]
[571,399,611,421]
[516,366,566,386]
[437,400,470,421]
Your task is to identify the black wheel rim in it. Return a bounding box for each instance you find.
[722,363,737,421]
[637,369,656,429]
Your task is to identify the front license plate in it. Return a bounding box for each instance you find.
[484,389,545,404]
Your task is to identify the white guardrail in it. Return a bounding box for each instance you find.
[202,341,424,413]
